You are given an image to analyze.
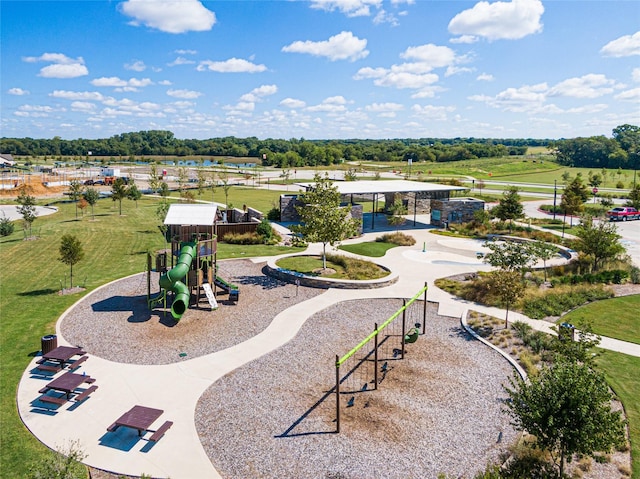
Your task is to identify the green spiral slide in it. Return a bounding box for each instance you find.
[159,241,196,320]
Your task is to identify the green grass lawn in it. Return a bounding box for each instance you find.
[0,195,297,477]
[561,295,640,344]
[596,351,640,479]
[339,241,398,257]
[275,254,389,280]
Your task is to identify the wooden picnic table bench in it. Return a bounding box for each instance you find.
[108,405,169,439]
[39,371,96,402]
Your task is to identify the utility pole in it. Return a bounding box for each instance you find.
[553,179,557,221]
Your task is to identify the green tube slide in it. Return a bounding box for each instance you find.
[159,242,196,320]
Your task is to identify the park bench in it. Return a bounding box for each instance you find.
[68,355,88,370]
[39,394,67,406]
[74,385,98,403]
[149,421,173,442]
[36,363,61,373]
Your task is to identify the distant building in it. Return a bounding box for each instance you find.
[0,154,16,167]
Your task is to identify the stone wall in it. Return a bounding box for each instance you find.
[383,191,432,214]
[430,198,485,227]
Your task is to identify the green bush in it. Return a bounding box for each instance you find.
[0,216,15,236]
[256,218,273,241]
[223,232,264,245]
[550,269,629,286]
[376,232,416,246]
[522,285,614,319]
[266,207,280,221]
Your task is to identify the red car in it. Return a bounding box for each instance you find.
[606,207,640,221]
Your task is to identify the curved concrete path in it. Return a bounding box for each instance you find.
[17,220,640,478]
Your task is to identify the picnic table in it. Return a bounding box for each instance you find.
[37,345,86,372]
[108,406,173,441]
[39,371,97,405]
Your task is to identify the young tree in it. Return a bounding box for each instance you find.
[67,180,83,219]
[148,163,162,194]
[291,173,360,269]
[177,166,188,198]
[83,187,100,220]
[0,214,15,236]
[505,359,626,478]
[77,197,88,217]
[560,176,589,226]
[111,178,127,215]
[127,183,142,207]
[492,186,523,230]
[488,270,525,327]
[196,159,207,196]
[527,240,558,282]
[16,186,37,238]
[218,169,232,207]
[627,183,640,209]
[59,234,84,288]
[483,239,536,277]
[573,215,624,271]
[386,193,408,232]
[156,199,170,242]
[476,179,485,194]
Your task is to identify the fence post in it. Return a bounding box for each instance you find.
[401,299,406,360]
[374,323,378,390]
[335,354,340,433]
[422,282,428,332]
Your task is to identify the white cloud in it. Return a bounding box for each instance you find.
[282,31,369,62]
[411,104,455,120]
[50,90,106,101]
[310,0,382,17]
[168,57,196,67]
[448,0,544,41]
[118,0,216,34]
[401,44,456,68]
[373,9,399,26]
[240,85,278,102]
[280,98,306,109]
[125,60,146,71]
[477,73,494,81]
[565,104,608,114]
[615,88,640,102]
[548,74,617,99]
[23,53,88,79]
[167,89,202,99]
[307,96,349,112]
[633,68,640,83]
[71,101,97,112]
[91,77,153,92]
[450,35,478,44]
[445,66,473,77]
[354,67,439,89]
[8,88,29,95]
[469,83,548,112]
[197,58,267,73]
[366,102,404,112]
[600,31,640,58]
[175,49,197,55]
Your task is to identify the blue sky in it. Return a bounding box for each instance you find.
[1,0,639,141]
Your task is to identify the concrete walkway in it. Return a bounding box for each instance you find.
[16,215,640,478]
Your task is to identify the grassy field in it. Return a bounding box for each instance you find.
[561,295,640,344]
[597,351,640,479]
[0,193,296,477]
[339,241,398,257]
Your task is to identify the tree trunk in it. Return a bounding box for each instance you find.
[322,243,327,270]
[70,264,74,288]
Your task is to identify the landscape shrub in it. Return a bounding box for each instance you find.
[522,285,614,319]
[266,207,280,221]
[256,218,273,242]
[376,232,416,246]
[222,232,264,245]
[325,253,387,280]
[0,216,14,236]
[550,269,629,286]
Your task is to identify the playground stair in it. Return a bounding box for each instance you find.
[202,283,219,310]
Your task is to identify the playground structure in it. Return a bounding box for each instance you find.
[147,203,239,321]
[334,283,428,432]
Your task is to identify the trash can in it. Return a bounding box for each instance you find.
[41,334,57,354]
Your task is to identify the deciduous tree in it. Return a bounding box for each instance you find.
[291,173,360,269]
[505,359,626,478]
[16,186,36,238]
[573,215,624,271]
[111,178,127,215]
[67,180,83,219]
[487,270,525,327]
[59,234,84,288]
[492,186,523,230]
[83,187,100,220]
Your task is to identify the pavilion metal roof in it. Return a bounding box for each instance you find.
[296,179,466,195]
[164,203,218,226]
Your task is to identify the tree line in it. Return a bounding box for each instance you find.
[1,131,543,166]
[551,124,639,170]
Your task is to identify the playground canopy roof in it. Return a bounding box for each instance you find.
[164,204,218,226]
[296,180,466,195]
